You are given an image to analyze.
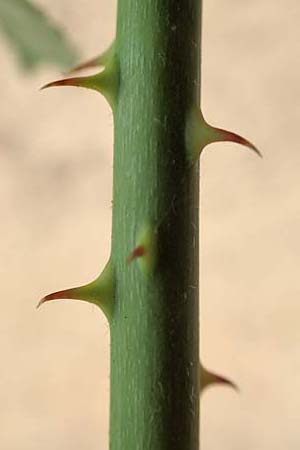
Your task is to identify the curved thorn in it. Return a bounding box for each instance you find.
[40,54,119,110]
[40,75,99,92]
[209,126,262,158]
[37,261,114,320]
[67,41,115,74]
[200,363,239,393]
[186,106,261,162]
[37,287,87,308]
[68,57,104,73]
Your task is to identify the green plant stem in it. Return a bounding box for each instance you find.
[110,1,201,448]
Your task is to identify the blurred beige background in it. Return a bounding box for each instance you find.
[0,0,299,449]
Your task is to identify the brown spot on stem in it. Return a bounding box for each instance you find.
[127,246,146,264]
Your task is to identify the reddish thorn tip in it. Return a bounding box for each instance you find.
[36,298,45,309]
[36,289,74,309]
[215,128,262,158]
[68,57,101,74]
[127,246,146,264]
[40,77,85,91]
[214,374,239,392]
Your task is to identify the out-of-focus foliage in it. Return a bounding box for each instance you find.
[0,0,78,70]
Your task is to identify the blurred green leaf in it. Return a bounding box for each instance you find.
[0,0,78,70]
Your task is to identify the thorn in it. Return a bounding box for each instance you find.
[128,222,157,274]
[40,53,119,110]
[67,57,104,74]
[37,287,77,309]
[200,363,239,393]
[40,75,94,91]
[37,261,114,320]
[186,106,261,162]
[127,245,146,264]
[209,126,262,158]
[67,41,115,74]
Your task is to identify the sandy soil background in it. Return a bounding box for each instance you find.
[0,1,299,449]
